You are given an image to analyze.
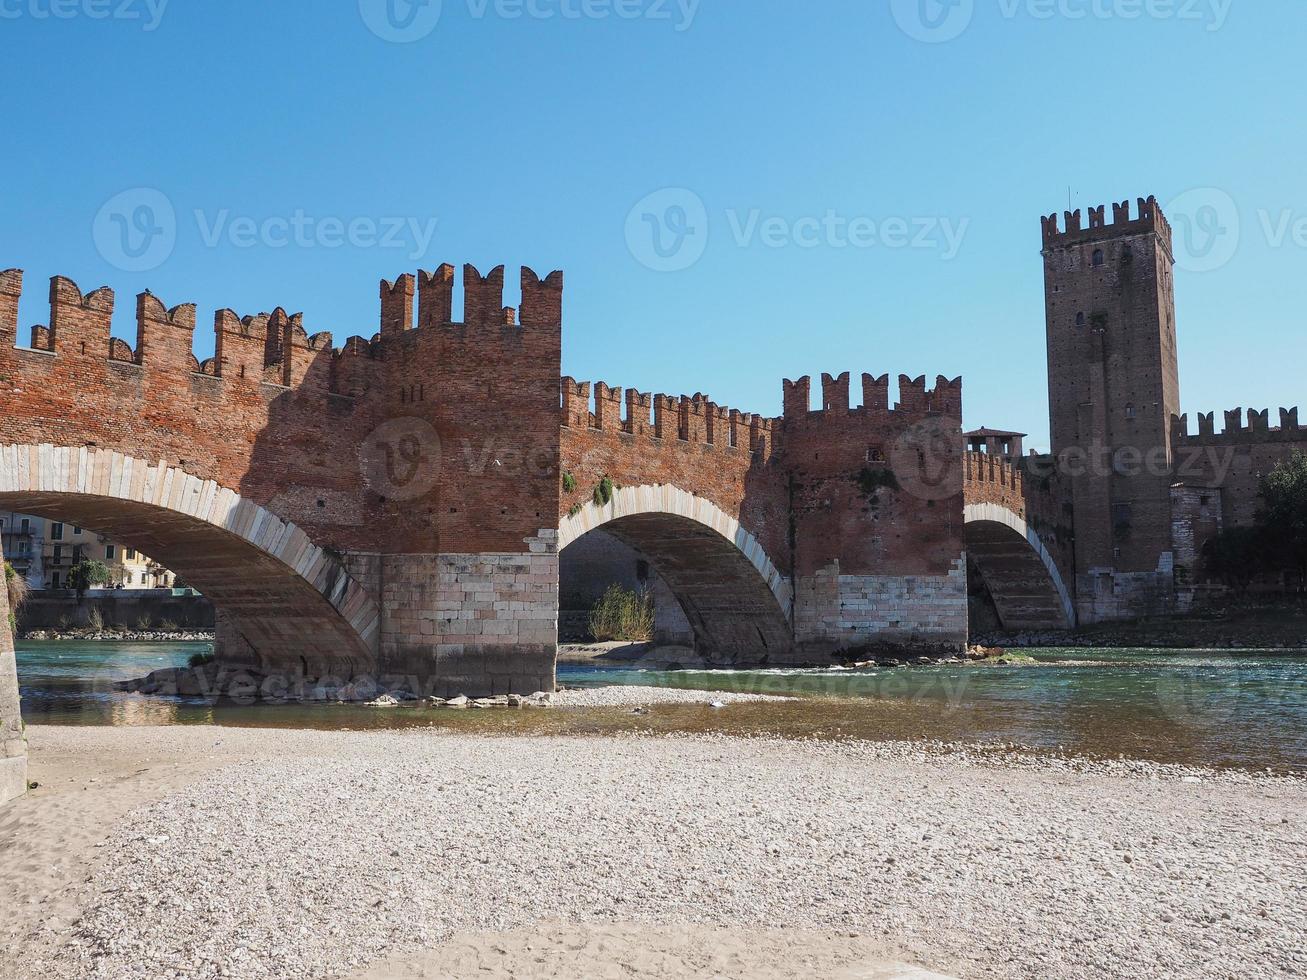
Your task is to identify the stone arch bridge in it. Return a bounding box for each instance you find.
[0,263,1072,802]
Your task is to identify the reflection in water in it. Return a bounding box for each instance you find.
[14,641,1307,772]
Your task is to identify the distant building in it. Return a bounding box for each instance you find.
[6,516,177,590]
[0,511,44,589]
[964,428,1026,462]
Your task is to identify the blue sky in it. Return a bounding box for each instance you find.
[0,0,1301,450]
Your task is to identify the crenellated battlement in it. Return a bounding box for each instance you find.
[964,450,1023,493]
[560,377,776,456]
[1172,407,1305,445]
[1041,195,1172,252]
[1,262,563,399]
[782,372,963,420]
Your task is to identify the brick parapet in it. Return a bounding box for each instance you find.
[1041,196,1173,256]
[1171,408,1304,446]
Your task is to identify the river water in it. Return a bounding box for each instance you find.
[14,640,1307,771]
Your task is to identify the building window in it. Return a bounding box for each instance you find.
[105,544,116,560]
[1092,248,1105,267]
[50,572,60,589]
[1075,312,1085,327]
[126,548,137,560]
[73,526,82,534]
[1125,404,1137,420]
[51,522,64,541]
[126,572,134,585]
[1112,503,1133,534]
[20,518,28,533]
[53,545,63,563]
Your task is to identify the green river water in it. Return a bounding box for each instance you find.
[14,640,1307,772]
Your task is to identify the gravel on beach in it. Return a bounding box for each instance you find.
[7,725,1305,980]
[549,685,789,707]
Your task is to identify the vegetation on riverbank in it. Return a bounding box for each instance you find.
[589,586,654,642]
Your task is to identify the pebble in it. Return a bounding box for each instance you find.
[13,727,1304,980]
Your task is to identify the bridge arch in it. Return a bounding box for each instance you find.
[559,485,793,661]
[0,444,380,675]
[964,501,1074,631]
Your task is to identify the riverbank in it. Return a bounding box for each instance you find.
[977,599,1307,650]
[23,629,214,643]
[2,725,1302,980]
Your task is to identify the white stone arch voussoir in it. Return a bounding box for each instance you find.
[558,484,793,623]
[0,444,380,649]
[964,501,1074,628]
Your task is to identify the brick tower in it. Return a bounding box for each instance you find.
[1041,196,1180,621]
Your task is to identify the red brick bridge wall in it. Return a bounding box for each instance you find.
[558,371,969,661]
[963,452,1074,630]
[0,264,563,696]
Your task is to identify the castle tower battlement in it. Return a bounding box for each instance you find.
[1041,196,1173,256]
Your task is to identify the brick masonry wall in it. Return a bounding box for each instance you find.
[794,560,968,656]
[1042,199,1180,623]
[558,372,968,659]
[781,373,968,654]
[0,264,563,693]
[377,533,559,698]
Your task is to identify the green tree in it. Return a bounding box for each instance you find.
[1201,526,1265,594]
[1258,451,1307,590]
[68,559,112,598]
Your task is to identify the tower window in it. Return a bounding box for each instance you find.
[1075,312,1085,327]
[1125,404,1137,420]
[1092,248,1105,267]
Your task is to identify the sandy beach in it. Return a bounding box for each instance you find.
[1,722,1303,980]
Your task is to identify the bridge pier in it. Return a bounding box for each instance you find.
[372,541,559,698]
[1,569,27,806]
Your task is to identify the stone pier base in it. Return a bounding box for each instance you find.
[793,559,969,659]
[379,534,560,698]
[1,573,28,807]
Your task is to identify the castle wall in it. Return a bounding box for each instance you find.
[780,373,967,656]
[557,371,967,659]
[1170,408,1307,586]
[1041,198,1182,622]
[0,264,564,696]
